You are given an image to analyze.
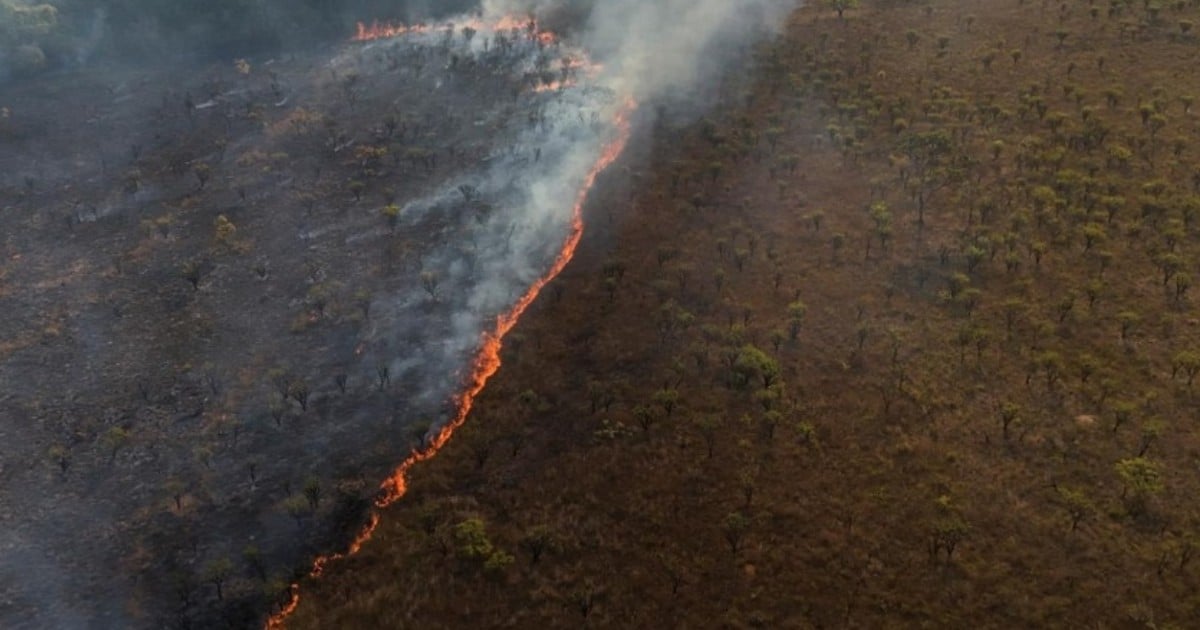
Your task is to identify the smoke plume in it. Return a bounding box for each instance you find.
[485,0,794,102]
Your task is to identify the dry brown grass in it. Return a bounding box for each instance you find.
[291,1,1200,627]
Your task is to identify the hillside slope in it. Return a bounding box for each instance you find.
[289,1,1200,627]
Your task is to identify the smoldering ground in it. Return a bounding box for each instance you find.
[0,0,481,81]
[0,0,795,628]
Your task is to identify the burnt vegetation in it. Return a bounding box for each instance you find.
[1,7,604,628]
[291,0,1200,628]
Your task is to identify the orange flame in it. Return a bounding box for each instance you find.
[264,100,636,629]
[353,16,557,44]
[354,21,431,41]
[533,80,576,93]
[264,512,382,627]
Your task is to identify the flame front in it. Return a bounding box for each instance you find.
[354,21,430,41]
[376,98,635,508]
[354,16,556,44]
[265,99,637,629]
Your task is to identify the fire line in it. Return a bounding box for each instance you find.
[264,97,637,628]
[354,16,557,44]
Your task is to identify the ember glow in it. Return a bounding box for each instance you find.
[375,97,635,510]
[262,34,637,621]
[353,21,432,41]
[353,15,556,44]
[533,80,574,92]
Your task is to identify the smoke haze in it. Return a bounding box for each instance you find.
[492,0,792,99]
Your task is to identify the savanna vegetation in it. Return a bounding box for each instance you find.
[290,0,1200,627]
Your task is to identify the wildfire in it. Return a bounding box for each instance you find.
[354,14,598,96]
[353,15,557,45]
[533,80,575,93]
[376,101,634,506]
[354,21,431,41]
[533,56,603,94]
[265,100,637,628]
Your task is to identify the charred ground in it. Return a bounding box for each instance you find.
[0,21,606,628]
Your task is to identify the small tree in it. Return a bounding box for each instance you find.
[348,180,366,202]
[787,300,807,340]
[1115,457,1164,514]
[693,415,719,459]
[930,517,970,561]
[1138,419,1166,456]
[48,445,70,475]
[1034,351,1063,390]
[831,233,846,262]
[733,345,780,389]
[1117,311,1140,341]
[1173,351,1200,386]
[519,525,556,565]
[243,545,267,581]
[421,271,440,301]
[303,477,322,510]
[181,260,203,291]
[653,388,680,417]
[165,478,186,510]
[483,549,514,579]
[723,511,749,554]
[1175,273,1191,302]
[1057,487,1094,532]
[1111,400,1137,433]
[1054,29,1069,49]
[203,557,233,601]
[288,380,310,411]
[905,30,920,50]
[454,518,493,560]
[586,380,616,414]
[381,203,401,231]
[193,163,211,190]
[214,214,237,246]
[102,426,130,463]
[282,495,311,528]
[999,402,1020,442]
[269,400,287,428]
[825,0,860,19]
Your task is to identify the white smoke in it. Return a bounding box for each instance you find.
[481,0,796,102]
[372,0,800,410]
[353,21,624,389]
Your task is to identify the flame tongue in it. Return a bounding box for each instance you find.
[264,100,636,629]
[354,21,429,41]
[354,15,601,96]
[354,15,552,43]
[378,99,635,507]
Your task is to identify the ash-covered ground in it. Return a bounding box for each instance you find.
[0,19,620,628]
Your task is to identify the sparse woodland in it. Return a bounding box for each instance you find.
[291,0,1200,627]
